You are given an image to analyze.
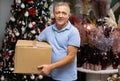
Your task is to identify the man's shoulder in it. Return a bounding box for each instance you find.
[70,24,78,31]
[68,22,77,30]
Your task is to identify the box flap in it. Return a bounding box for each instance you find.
[16,40,51,48]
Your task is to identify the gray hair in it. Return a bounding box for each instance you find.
[53,2,70,14]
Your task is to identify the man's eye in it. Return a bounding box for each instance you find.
[62,12,67,15]
[55,12,60,14]
[55,12,67,15]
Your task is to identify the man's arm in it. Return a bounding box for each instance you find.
[38,45,78,75]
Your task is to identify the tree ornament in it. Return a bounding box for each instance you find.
[28,33,33,39]
[42,11,46,15]
[11,33,15,38]
[0,75,5,81]
[28,8,37,17]
[13,28,20,36]
[21,3,25,9]
[39,20,43,24]
[40,27,45,32]
[21,26,26,34]
[12,37,17,42]
[15,32,20,37]
[24,11,29,17]
[23,75,27,80]
[9,67,14,72]
[18,21,22,26]
[8,50,13,55]
[31,30,36,34]
[10,16,16,22]
[36,9,39,16]
[15,0,21,4]
[28,22,32,28]
[32,21,36,25]
[22,21,25,26]
[24,33,27,39]
[8,29,13,35]
[38,16,41,19]
[30,74,35,80]
[27,0,35,5]
[18,8,22,12]
[37,28,41,33]
[38,75,43,79]
[10,8,14,14]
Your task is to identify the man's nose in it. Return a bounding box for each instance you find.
[59,13,64,17]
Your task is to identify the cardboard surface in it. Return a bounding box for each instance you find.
[14,40,52,74]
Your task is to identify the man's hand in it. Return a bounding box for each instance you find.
[37,64,53,76]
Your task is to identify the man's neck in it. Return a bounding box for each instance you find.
[56,22,68,30]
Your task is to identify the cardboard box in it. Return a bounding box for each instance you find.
[14,40,52,74]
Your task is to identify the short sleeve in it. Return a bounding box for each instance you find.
[37,29,47,42]
[68,28,80,48]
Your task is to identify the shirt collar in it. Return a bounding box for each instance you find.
[52,21,71,32]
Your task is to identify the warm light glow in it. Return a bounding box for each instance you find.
[87,25,91,30]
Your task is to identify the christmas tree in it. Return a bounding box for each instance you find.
[0,0,53,80]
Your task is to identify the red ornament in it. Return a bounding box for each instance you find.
[28,0,35,4]
[40,27,45,32]
[8,51,13,55]
[28,23,35,29]
[39,20,43,24]
[2,54,6,57]
[10,8,14,13]
[18,8,22,12]
[31,25,35,29]
[28,8,37,17]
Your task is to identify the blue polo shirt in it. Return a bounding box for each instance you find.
[37,21,80,81]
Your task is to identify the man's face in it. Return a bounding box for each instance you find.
[54,5,70,28]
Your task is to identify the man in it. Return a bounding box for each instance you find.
[37,2,80,81]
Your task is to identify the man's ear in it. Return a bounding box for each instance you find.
[69,14,71,18]
[51,13,54,18]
